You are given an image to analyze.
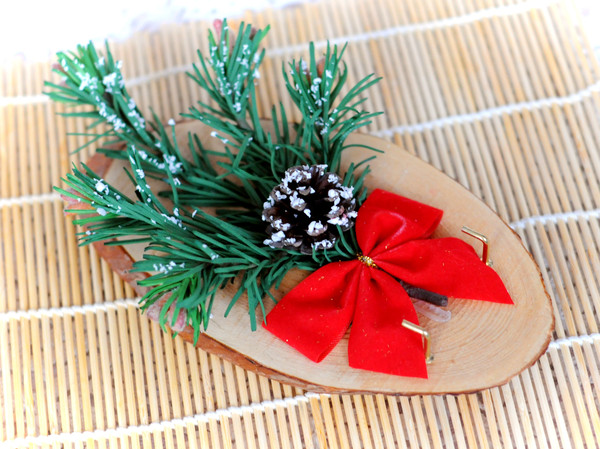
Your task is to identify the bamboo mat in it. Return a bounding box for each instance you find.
[2,0,600,447]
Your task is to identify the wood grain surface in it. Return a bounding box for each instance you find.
[83,120,554,395]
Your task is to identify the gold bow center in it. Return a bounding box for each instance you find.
[357,254,377,268]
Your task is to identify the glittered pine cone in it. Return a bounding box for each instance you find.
[262,164,357,254]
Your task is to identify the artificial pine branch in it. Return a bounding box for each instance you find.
[46,19,382,338]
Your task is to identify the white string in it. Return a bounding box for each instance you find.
[0,298,140,322]
[4,190,600,234]
[0,192,62,209]
[373,79,600,137]
[549,333,600,349]
[5,67,598,136]
[267,0,560,57]
[3,298,598,352]
[0,94,49,107]
[0,392,327,448]
[510,208,600,230]
[0,0,559,107]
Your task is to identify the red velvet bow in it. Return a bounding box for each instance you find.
[263,189,513,378]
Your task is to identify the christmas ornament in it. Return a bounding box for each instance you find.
[46,18,552,391]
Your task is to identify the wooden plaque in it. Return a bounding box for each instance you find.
[76,120,554,395]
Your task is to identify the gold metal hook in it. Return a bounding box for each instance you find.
[402,320,433,364]
[461,226,492,267]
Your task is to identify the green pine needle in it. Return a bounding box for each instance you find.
[46,19,382,340]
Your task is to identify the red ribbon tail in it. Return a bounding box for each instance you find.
[263,261,361,363]
[348,267,428,378]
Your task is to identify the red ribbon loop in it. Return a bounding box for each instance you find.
[264,189,513,378]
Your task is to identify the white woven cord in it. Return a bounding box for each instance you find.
[0,0,559,107]
[548,333,600,349]
[0,392,328,448]
[3,75,600,141]
[373,79,600,136]
[3,189,600,234]
[0,298,140,322]
[0,192,62,208]
[266,0,560,57]
[509,208,600,229]
[2,294,595,348]
[0,94,49,107]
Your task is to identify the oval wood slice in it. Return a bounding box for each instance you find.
[84,120,554,395]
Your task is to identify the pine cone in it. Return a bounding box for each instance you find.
[262,164,357,254]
